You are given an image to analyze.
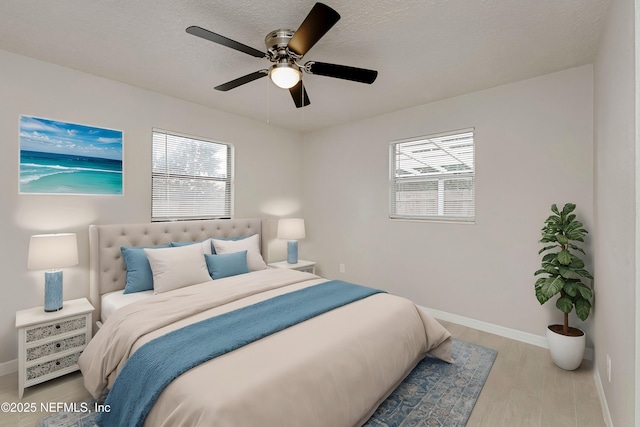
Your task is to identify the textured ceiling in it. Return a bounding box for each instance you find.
[0,0,610,133]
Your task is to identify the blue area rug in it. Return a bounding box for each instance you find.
[38,338,496,427]
[364,338,497,426]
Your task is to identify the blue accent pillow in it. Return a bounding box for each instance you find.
[121,245,170,294]
[204,251,250,280]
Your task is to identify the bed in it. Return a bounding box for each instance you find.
[79,218,452,427]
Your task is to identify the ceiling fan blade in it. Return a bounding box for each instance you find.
[287,3,340,57]
[305,61,378,84]
[214,70,268,91]
[289,80,310,108]
[186,26,266,58]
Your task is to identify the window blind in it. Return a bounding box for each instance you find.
[151,129,233,221]
[389,129,475,222]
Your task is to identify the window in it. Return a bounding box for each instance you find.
[389,128,475,222]
[151,129,233,221]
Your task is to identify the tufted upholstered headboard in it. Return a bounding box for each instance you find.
[88,218,265,326]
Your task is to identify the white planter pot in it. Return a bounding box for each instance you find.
[546,325,585,370]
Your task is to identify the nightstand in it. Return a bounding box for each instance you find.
[15,298,94,398]
[268,259,316,274]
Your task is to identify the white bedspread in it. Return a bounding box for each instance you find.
[79,269,452,427]
[100,289,153,323]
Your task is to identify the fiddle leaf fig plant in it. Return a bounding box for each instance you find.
[534,203,593,335]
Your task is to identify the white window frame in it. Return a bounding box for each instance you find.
[151,128,234,222]
[389,128,475,223]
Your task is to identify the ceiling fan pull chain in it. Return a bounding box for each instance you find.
[300,88,305,123]
[266,76,271,124]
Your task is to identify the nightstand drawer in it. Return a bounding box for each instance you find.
[26,351,82,381]
[26,333,86,361]
[26,317,86,343]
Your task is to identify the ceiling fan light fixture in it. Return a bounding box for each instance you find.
[269,63,301,89]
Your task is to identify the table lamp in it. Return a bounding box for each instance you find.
[277,218,305,264]
[278,218,305,264]
[27,233,78,312]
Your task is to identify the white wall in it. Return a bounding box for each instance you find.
[593,0,637,424]
[302,65,594,342]
[0,49,303,364]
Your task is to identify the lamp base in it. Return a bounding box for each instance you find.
[287,240,299,264]
[44,271,63,312]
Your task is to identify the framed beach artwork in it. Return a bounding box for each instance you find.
[19,116,123,195]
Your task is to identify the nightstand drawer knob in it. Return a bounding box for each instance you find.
[55,325,61,329]
[56,343,61,348]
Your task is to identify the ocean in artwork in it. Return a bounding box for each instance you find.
[20,150,122,194]
[19,116,123,195]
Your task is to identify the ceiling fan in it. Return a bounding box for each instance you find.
[186,2,378,108]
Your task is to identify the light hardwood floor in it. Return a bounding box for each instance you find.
[439,320,606,427]
[0,320,606,427]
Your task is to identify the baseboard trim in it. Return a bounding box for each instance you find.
[593,363,614,427]
[0,359,17,376]
[419,306,594,361]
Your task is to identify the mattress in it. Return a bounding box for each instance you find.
[100,289,153,323]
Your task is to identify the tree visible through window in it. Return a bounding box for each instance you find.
[389,129,475,222]
[152,129,233,221]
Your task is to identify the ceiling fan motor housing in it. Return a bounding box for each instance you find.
[265,29,297,60]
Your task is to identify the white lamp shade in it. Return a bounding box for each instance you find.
[27,233,79,270]
[277,219,306,240]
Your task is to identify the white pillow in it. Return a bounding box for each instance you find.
[211,234,267,271]
[144,244,212,294]
[169,239,213,255]
[200,239,213,255]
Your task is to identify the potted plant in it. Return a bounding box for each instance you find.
[534,203,593,370]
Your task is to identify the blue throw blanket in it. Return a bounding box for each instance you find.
[96,280,383,427]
